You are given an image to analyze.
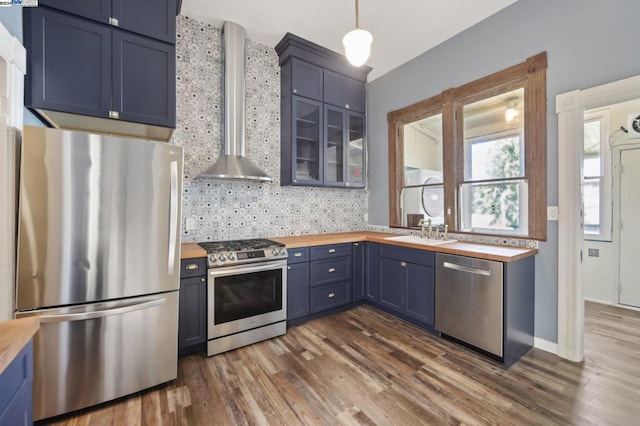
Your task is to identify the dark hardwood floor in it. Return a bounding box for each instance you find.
[45,302,640,425]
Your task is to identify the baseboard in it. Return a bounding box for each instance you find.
[584,297,615,305]
[534,337,558,354]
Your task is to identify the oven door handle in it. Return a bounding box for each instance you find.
[207,260,288,277]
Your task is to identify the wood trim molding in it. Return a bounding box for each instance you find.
[387,52,548,239]
[555,74,640,362]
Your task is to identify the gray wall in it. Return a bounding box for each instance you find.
[367,0,640,343]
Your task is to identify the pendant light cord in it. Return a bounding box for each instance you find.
[355,0,360,29]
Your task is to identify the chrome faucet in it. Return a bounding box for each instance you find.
[417,218,426,238]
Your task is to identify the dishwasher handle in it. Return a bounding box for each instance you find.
[442,261,491,277]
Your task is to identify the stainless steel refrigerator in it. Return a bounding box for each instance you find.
[15,126,183,421]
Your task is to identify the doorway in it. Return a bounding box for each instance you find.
[557,74,640,362]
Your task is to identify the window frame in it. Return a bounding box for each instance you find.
[582,108,612,241]
[387,52,547,240]
[459,129,528,235]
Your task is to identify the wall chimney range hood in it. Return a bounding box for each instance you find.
[200,21,273,182]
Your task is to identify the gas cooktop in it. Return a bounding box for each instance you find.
[198,238,287,267]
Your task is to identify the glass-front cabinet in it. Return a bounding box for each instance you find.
[277,33,371,189]
[347,112,365,187]
[293,97,322,184]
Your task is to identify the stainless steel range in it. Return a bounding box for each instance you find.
[199,239,288,356]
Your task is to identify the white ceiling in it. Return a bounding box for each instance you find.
[180,0,518,81]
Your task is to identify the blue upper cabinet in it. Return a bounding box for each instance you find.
[39,0,176,43]
[276,33,371,189]
[113,31,176,127]
[24,2,176,131]
[24,8,112,118]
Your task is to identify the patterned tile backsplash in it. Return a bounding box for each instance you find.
[171,16,369,242]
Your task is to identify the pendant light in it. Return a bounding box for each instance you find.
[343,0,372,67]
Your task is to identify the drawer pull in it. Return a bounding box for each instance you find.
[328,292,336,298]
[354,243,359,246]
[186,264,199,270]
[328,249,336,253]
[294,252,303,257]
[401,261,407,267]
[328,268,336,273]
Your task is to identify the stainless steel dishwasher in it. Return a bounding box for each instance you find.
[435,253,503,358]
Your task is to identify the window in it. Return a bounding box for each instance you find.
[583,109,611,240]
[388,53,547,240]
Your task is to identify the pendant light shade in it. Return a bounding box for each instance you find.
[343,0,372,67]
[343,29,373,67]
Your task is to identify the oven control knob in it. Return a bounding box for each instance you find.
[227,252,235,261]
[219,253,226,261]
[280,248,287,256]
[272,248,278,256]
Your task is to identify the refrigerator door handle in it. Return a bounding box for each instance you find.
[38,298,166,323]
[168,160,178,275]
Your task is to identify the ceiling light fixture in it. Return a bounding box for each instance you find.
[505,103,518,122]
[343,0,372,67]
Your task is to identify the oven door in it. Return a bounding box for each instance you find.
[207,259,287,339]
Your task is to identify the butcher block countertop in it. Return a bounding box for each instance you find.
[181,231,536,263]
[0,316,39,375]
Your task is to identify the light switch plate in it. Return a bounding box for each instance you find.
[547,206,559,221]
[185,217,196,230]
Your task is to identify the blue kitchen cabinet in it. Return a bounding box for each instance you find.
[276,33,370,189]
[24,5,176,129]
[113,31,176,127]
[178,258,207,357]
[352,242,366,301]
[0,341,33,426]
[23,8,112,119]
[323,69,366,113]
[39,0,177,43]
[379,257,404,311]
[365,242,379,303]
[287,247,310,320]
[377,245,436,327]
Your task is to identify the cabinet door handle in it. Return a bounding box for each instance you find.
[186,264,199,270]
[109,110,119,119]
[294,252,303,257]
[328,268,336,273]
[293,89,298,93]
[328,249,336,253]
[345,103,350,109]
[201,278,205,283]
[287,266,291,270]
[401,261,407,267]
[328,292,336,298]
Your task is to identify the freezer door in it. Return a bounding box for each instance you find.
[16,292,178,421]
[16,126,183,309]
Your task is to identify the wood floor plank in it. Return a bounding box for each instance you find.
[44,302,640,425]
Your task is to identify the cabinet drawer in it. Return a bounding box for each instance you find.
[310,257,351,286]
[310,280,350,313]
[180,257,207,278]
[310,243,351,260]
[287,247,309,264]
[379,244,434,267]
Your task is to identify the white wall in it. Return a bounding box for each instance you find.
[584,99,640,304]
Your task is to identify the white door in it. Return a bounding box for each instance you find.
[619,148,640,307]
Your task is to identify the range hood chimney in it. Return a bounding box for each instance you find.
[201,21,273,182]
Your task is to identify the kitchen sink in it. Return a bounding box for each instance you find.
[384,235,457,246]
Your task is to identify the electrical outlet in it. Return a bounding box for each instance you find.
[363,212,368,222]
[185,217,196,230]
[547,206,559,221]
